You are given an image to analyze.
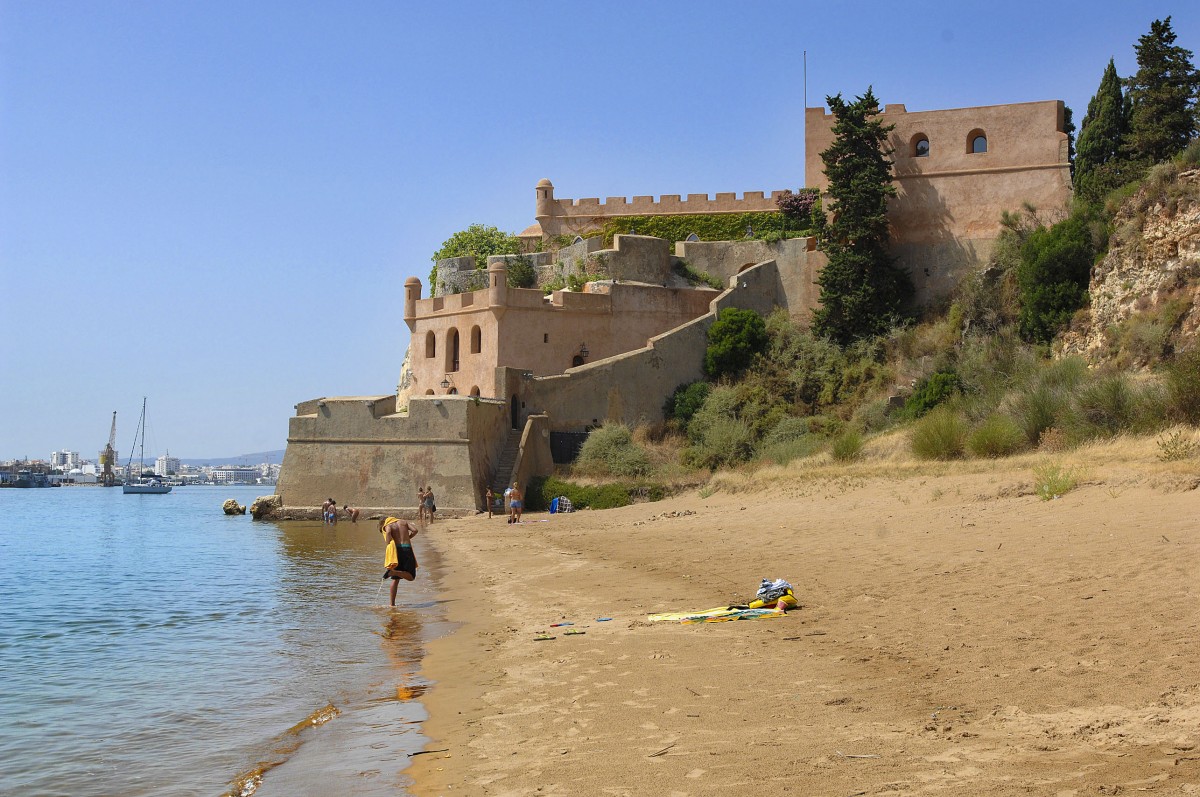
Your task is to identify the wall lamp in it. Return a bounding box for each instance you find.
[579,342,589,358]
[440,375,452,389]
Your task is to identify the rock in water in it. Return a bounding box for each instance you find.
[223,498,246,515]
[250,494,283,520]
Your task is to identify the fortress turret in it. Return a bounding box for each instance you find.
[404,276,422,329]
[488,260,508,313]
[535,178,555,222]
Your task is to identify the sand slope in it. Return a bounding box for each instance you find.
[408,445,1200,796]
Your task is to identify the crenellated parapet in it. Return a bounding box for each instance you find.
[531,178,790,239]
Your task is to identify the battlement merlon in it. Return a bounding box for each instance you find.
[533,178,789,226]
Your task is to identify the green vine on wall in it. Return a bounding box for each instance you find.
[600,211,811,247]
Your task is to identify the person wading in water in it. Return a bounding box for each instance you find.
[380,516,420,606]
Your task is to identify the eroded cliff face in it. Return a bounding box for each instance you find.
[1060,168,1200,364]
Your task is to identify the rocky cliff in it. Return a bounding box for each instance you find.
[1060,167,1200,364]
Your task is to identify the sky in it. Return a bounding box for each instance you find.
[2,1,1197,460]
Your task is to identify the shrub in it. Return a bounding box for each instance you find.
[664,381,711,425]
[684,417,755,469]
[1032,463,1078,500]
[851,398,895,433]
[967,414,1026,458]
[756,436,824,466]
[505,255,537,288]
[531,476,661,511]
[705,308,768,379]
[903,370,961,419]
[1166,349,1200,423]
[1011,385,1069,445]
[1070,372,1142,439]
[830,429,864,462]
[576,424,651,477]
[910,407,968,460]
[672,260,724,290]
[1016,214,1096,344]
[1037,427,1068,453]
[1157,430,1199,462]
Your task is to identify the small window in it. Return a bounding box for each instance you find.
[543,333,549,343]
[572,236,584,245]
[912,134,929,157]
[470,386,480,396]
[424,330,436,358]
[968,129,988,154]
[571,355,584,367]
[470,325,481,354]
[685,232,700,242]
[424,389,435,395]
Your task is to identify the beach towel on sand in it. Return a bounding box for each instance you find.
[648,606,785,624]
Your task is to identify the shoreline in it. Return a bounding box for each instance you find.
[405,444,1200,795]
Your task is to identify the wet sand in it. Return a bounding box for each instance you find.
[407,436,1200,795]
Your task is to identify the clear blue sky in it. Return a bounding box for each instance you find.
[2,1,1195,460]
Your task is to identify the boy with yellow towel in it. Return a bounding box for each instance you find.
[380,516,420,606]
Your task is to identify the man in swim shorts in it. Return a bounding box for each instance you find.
[380,516,420,607]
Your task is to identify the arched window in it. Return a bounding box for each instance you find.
[968,129,987,154]
[448,387,458,395]
[424,330,436,358]
[685,232,700,242]
[571,355,584,368]
[470,386,481,397]
[572,236,584,245]
[470,325,481,354]
[425,389,435,395]
[446,328,460,372]
[912,134,929,157]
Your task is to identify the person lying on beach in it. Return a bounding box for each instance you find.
[342,505,360,523]
[380,516,420,606]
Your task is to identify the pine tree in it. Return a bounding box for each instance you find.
[1127,17,1200,165]
[1075,59,1132,203]
[812,88,912,345]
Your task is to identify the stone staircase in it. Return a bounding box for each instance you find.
[490,429,523,495]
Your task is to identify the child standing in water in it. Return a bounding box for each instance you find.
[380,516,420,607]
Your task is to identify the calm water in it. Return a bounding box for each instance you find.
[0,485,448,797]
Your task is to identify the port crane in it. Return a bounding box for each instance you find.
[100,411,117,487]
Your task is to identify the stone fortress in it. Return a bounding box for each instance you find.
[274,99,1073,516]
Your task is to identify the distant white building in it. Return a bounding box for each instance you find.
[51,450,81,469]
[155,455,181,476]
[210,466,260,484]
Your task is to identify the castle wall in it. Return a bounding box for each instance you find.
[523,259,781,431]
[805,100,1072,303]
[675,237,826,321]
[534,179,791,239]
[276,394,509,512]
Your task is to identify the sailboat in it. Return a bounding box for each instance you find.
[123,397,172,495]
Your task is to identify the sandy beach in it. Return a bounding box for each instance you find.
[407,435,1200,796]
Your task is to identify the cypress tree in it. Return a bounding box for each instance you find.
[1127,17,1200,165]
[1075,59,1132,203]
[812,88,912,345]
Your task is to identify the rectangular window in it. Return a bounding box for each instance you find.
[543,333,549,343]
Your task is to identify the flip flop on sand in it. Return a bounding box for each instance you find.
[563,629,586,635]
[534,634,555,641]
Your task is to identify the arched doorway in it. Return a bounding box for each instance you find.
[446,328,460,373]
[511,395,520,430]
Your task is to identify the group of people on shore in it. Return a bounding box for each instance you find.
[483,482,523,523]
[320,498,360,525]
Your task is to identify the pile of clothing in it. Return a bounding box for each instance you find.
[549,496,574,513]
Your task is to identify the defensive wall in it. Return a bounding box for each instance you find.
[275,393,510,514]
[805,100,1072,303]
[526,178,792,241]
[513,257,784,432]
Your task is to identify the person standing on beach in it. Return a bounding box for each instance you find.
[484,486,494,519]
[423,487,436,524]
[380,516,420,607]
[508,482,523,524]
[322,498,337,525]
[342,505,360,523]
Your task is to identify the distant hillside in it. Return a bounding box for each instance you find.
[174,449,286,466]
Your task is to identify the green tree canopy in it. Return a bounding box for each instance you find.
[431,223,521,264]
[1016,214,1096,344]
[704,308,768,379]
[1127,17,1200,165]
[1075,59,1133,203]
[811,87,913,345]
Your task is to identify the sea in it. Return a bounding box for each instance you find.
[0,485,450,797]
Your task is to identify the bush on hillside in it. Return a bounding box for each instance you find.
[903,370,961,419]
[664,381,712,426]
[966,414,1027,458]
[910,407,968,460]
[830,429,864,461]
[1016,214,1096,344]
[1166,348,1200,423]
[684,416,755,470]
[529,476,665,512]
[576,423,651,477]
[705,308,768,379]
